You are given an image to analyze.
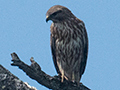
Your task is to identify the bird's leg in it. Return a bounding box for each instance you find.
[57,61,65,82]
[72,72,75,82]
[61,70,64,82]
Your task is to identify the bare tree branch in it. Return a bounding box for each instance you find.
[0,65,37,90]
[10,52,90,90]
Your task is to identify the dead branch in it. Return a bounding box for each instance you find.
[0,65,37,90]
[10,52,90,90]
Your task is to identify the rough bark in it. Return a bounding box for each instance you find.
[0,65,37,90]
[0,52,90,90]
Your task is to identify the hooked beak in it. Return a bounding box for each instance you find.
[46,15,49,22]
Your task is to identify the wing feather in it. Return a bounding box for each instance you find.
[50,34,60,74]
[79,22,88,75]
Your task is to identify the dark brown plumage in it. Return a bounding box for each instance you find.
[46,5,88,85]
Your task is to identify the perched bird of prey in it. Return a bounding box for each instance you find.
[46,5,88,85]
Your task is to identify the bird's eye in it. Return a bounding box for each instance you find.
[52,12,57,16]
[52,10,62,16]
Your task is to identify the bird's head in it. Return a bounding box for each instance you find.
[46,5,74,23]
